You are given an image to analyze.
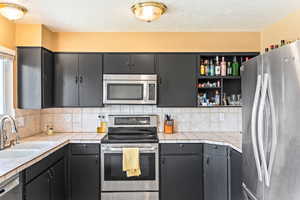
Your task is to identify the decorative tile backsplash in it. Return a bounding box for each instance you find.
[14,109,41,138]
[39,106,242,134]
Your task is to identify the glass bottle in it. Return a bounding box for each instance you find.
[232,56,240,76]
[200,60,205,76]
[221,57,227,76]
[227,61,232,76]
[215,56,221,76]
[204,60,209,76]
[209,59,215,76]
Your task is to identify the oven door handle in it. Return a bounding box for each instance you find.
[103,147,158,153]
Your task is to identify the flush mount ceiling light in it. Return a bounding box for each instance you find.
[0,2,28,20]
[131,1,167,22]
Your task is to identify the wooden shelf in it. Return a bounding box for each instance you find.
[198,75,241,79]
[198,87,221,89]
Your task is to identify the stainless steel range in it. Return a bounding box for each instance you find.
[101,115,159,200]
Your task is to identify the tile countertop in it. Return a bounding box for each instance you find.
[0,132,241,183]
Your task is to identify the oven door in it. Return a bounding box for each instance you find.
[101,143,159,191]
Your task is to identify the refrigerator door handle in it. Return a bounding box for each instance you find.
[257,73,270,186]
[265,73,278,187]
[251,74,263,181]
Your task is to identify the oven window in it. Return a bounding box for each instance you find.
[107,84,143,100]
[115,117,150,126]
[104,153,156,181]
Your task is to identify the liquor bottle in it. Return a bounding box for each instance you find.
[280,40,286,47]
[221,56,227,76]
[200,60,205,76]
[215,56,221,76]
[227,61,232,76]
[205,60,209,76]
[209,60,215,76]
[215,90,220,105]
[232,56,240,76]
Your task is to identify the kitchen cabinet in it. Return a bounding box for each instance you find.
[229,148,242,200]
[24,147,66,200]
[69,144,100,200]
[203,144,228,200]
[157,54,197,107]
[160,143,203,200]
[54,53,103,107]
[103,53,155,74]
[17,47,54,109]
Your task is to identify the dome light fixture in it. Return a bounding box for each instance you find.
[131,1,167,23]
[0,2,28,20]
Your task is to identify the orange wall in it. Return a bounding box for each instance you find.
[0,15,15,50]
[261,9,300,50]
[15,24,42,47]
[53,32,260,52]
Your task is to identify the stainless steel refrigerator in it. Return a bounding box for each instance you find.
[241,41,300,200]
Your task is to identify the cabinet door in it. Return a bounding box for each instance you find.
[70,155,99,200]
[78,54,103,107]
[51,159,65,200]
[160,151,203,200]
[203,154,228,200]
[25,170,51,200]
[130,54,155,74]
[157,54,197,107]
[229,149,242,200]
[17,47,42,109]
[54,53,79,107]
[42,48,54,108]
[103,54,131,74]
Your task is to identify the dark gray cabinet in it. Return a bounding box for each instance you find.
[70,144,100,200]
[103,53,155,74]
[157,54,197,107]
[229,148,242,200]
[54,53,103,107]
[17,47,54,109]
[203,144,228,200]
[160,143,203,200]
[24,147,66,200]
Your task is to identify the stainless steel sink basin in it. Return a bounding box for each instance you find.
[0,149,40,159]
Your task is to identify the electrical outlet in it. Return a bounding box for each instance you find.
[219,113,225,121]
[16,117,25,128]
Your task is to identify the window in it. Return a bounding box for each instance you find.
[0,47,14,116]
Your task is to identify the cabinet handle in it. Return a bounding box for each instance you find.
[75,76,78,84]
[79,76,83,83]
[161,157,165,165]
[206,157,210,165]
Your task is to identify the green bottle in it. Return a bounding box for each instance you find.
[231,56,240,76]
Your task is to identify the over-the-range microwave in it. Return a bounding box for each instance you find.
[103,74,157,105]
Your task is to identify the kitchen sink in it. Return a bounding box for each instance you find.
[12,142,57,150]
[0,149,40,159]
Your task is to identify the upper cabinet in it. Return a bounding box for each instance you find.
[54,53,103,107]
[157,54,197,107]
[18,47,54,109]
[103,53,155,74]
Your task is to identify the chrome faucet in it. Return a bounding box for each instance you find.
[0,115,19,150]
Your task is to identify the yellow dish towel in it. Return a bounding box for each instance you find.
[122,148,141,177]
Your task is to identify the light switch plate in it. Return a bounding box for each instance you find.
[219,113,225,121]
[16,117,25,128]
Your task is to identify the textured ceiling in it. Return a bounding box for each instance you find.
[8,0,300,32]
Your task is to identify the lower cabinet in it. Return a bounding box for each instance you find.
[24,147,66,200]
[69,144,100,200]
[203,144,228,200]
[160,143,242,200]
[160,143,203,200]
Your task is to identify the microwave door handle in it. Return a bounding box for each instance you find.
[257,73,270,186]
[144,83,149,101]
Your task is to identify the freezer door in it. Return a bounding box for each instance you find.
[241,55,264,200]
[263,41,300,200]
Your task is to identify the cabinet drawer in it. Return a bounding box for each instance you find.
[160,143,202,155]
[71,144,100,155]
[203,144,227,156]
[25,146,66,183]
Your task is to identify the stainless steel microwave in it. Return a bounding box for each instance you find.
[103,74,157,105]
